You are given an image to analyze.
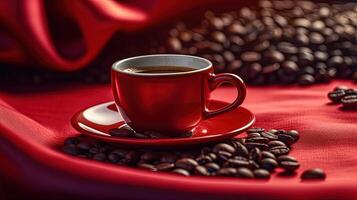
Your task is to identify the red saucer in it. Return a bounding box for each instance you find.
[71,100,255,148]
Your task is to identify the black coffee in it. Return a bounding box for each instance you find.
[124,66,196,74]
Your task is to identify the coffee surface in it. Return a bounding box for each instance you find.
[124,66,196,74]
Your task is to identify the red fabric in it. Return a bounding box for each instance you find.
[0,0,241,71]
[1,80,357,199]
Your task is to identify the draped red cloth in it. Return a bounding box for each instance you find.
[1,80,357,199]
[0,0,240,71]
[1,1,357,199]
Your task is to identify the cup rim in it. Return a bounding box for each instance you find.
[112,54,213,77]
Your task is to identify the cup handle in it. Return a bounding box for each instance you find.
[204,73,246,119]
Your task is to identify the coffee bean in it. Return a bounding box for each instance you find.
[246,137,269,144]
[260,131,279,141]
[167,37,182,52]
[133,132,150,139]
[64,137,80,145]
[205,162,220,173]
[213,143,235,154]
[287,130,300,141]
[217,167,237,176]
[245,143,269,151]
[175,158,198,172]
[301,168,326,180]
[247,127,265,133]
[261,151,276,160]
[298,74,315,85]
[156,162,175,171]
[109,125,135,137]
[196,155,213,165]
[160,153,179,163]
[269,146,290,156]
[237,167,254,178]
[111,149,129,158]
[328,89,346,102]
[241,52,261,62]
[195,165,210,176]
[76,142,92,151]
[268,140,286,148]
[249,147,262,163]
[140,152,161,162]
[280,161,300,172]
[254,169,271,179]
[225,158,250,168]
[138,163,157,171]
[264,50,284,63]
[108,153,120,163]
[234,142,249,157]
[261,158,278,171]
[341,95,357,108]
[217,151,233,161]
[247,132,261,138]
[172,168,190,176]
[93,153,107,161]
[277,155,297,163]
[62,144,80,156]
[277,134,295,146]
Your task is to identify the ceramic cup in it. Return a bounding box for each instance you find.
[111,54,246,136]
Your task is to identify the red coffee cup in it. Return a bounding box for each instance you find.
[112,54,246,136]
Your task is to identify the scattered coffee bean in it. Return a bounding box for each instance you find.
[327,86,357,109]
[301,168,326,180]
[61,127,324,180]
[280,161,300,172]
[254,169,271,179]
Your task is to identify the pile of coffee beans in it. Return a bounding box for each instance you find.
[328,86,357,108]
[2,1,356,87]
[162,1,357,85]
[62,127,325,180]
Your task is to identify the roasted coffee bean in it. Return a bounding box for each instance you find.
[89,147,100,154]
[213,143,235,154]
[268,140,286,148]
[341,95,357,108]
[280,161,300,172]
[109,125,135,137]
[195,165,210,176]
[217,167,237,176]
[111,149,129,158]
[264,50,284,63]
[64,137,80,145]
[249,148,262,163]
[62,144,79,156]
[140,152,161,162]
[93,153,107,161]
[287,130,300,141]
[175,158,198,171]
[160,153,179,163]
[234,142,249,157]
[247,132,261,138]
[247,127,265,133]
[277,155,298,163]
[133,132,150,139]
[196,155,213,165]
[301,168,326,180]
[270,146,290,156]
[245,142,269,151]
[246,137,269,144]
[138,163,157,171]
[277,134,295,146]
[261,151,276,160]
[248,160,260,169]
[108,153,120,163]
[237,167,254,178]
[241,52,261,62]
[225,158,250,168]
[205,162,220,173]
[260,131,278,140]
[156,163,175,171]
[217,151,233,161]
[261,158,278,171]
[328,90,346,102]
[254,169,271,179]
[172,168,190,176]
[207,153,218,161]
[76,142,92,151]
